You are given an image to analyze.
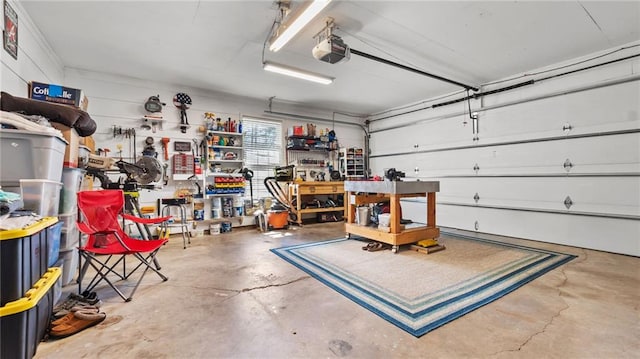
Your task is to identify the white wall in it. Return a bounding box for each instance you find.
[0,0,63,97]
[63,68,366,219]
[369,42,640,256]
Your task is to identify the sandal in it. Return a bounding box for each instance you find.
[362,242,377,251]
[367,242,389,252]
[49,310,107,339]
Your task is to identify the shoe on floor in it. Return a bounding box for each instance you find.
[50,306,100,328]
[49,310,106,339]
[367,242,390,252]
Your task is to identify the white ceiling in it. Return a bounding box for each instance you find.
[21,1,640,115]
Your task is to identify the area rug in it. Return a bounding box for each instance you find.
[271,232,576,337]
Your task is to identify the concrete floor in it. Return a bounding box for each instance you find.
[36,222,639,358]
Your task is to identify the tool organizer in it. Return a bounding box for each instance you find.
[172,154,194,174]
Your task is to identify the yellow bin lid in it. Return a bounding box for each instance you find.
[0,267,61,317]
[0,217,58,240]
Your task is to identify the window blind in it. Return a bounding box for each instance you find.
[242,117,283,201]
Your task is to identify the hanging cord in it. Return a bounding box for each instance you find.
[466,89,472,115]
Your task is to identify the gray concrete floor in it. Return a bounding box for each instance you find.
[36,223,639,358]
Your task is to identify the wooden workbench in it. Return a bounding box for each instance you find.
[344,180,440,253]
[288,181,345,225]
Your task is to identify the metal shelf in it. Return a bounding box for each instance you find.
[208,159,243,163]
[206,173,243,177]
[172,174,203,181]
[209,145,243,150]
[208,130,243,136]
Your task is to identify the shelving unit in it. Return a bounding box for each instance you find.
[286,135,338,181]
[339,147,366,179]
[205,130,245,223]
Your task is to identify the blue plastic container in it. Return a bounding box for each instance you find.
[46,221,62,267]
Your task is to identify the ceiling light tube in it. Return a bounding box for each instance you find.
[270,0,332,52]
[263,61,334,85]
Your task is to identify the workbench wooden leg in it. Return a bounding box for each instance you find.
[390,194,400,234]
[427,192,436,228]
[346,192,356,224]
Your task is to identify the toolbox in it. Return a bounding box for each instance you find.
[0,217,59,306]
[0,268,61,359]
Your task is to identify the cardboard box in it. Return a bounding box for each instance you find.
[50,122,79,168]
[79,135,95,153]
[28,81,88,111]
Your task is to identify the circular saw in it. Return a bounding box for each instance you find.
[117,156,163,184]
[133,156,163,184]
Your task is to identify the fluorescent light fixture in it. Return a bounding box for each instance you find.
[263,61,334,85]
[270,0,332,52]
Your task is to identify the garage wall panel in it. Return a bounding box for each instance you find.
[1,1,64,96]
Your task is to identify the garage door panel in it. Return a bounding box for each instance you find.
[566,133,640,174]
[478,81,640,142]
[436,177,639,216]
[375,134,639,178]
[433,204,477,231]
[370,119,471,155]
[473,207,639,256]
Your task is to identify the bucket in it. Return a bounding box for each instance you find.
[209,223,221,235]
[378,213,391,227]
[233,206,243,217]
[220,222,232,233]
[59,167,84,214]
[356,207,371,226]
[211,208,221,219]
[211,197,222,209]
[193,198,205,221]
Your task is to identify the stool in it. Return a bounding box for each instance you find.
[161,198,191,249]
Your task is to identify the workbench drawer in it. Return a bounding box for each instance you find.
[298,184,343,195]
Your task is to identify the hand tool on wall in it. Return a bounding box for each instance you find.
[192,138,199,156]
[163,163,169,185]
[161,137,170,161]
[142,136,158,158]
[173,92,192,133]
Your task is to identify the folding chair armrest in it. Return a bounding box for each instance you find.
[122,213,172,224]
[77,222,98,235]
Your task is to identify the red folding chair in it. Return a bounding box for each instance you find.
[76,190,171,302]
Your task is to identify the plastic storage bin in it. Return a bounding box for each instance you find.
[60,225,79,250]
[59,247,78,286]
[58,212,79,250]
[59,167,84,214]
[58,212,77,231]
[377,213,391,227]
[46,221,63,267]
[0,217,58,306]
[0,128,67,187]
[20,179,62,217]
[0,268,61,359]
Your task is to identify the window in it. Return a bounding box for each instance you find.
[242,117,283,202]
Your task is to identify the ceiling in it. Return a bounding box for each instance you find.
[21,1,640,116]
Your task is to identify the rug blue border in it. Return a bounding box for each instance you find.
[271,233,577,337]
